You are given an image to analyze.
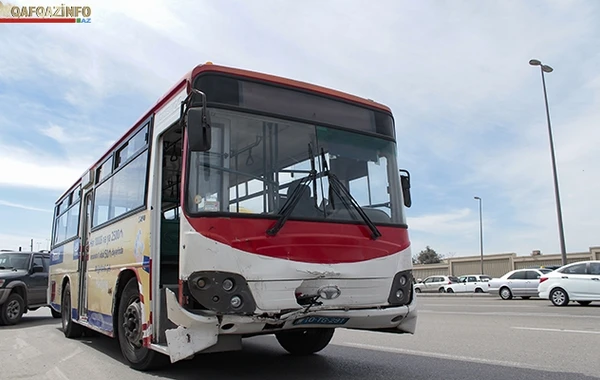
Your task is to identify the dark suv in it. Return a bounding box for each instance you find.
[0,250,60,325]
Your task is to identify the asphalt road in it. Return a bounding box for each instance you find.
[1,295,599,380]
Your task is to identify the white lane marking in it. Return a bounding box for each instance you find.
[46,367,71,380]
[419,310,600,319]
[419,303,547,308]
[58,347,83,363]
[14,337,42,360]
[334,342,547,371]
[513,327,600,335]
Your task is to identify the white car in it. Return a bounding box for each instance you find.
[538,260,600,306]
[443,274,492,293]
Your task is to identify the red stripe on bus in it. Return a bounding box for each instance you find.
[185,216,409,264]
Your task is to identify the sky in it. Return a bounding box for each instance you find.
[0,0,598,258]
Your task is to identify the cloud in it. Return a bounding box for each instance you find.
[0,200,51,213]
[0,233,50,252]
[0,149,86,190]
[39,123,93,145]
[409,209,479,234]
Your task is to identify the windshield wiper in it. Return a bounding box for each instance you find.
[266,144,318,236]
[320,148,382,240]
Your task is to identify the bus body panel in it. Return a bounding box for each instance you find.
[183,216,410,266]
[49,238,80,316]
[180,216,413,311]
[148,85,189,341]
[84,210,152,334]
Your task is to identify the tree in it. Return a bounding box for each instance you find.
[414,246,443,264]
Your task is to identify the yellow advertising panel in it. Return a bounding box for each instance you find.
[85,209,152,333]
[49,237,80,313]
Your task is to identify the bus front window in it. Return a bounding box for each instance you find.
[186,108,406,226]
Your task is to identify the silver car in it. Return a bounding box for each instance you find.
[414,275,460,293]
[488,268,553,300]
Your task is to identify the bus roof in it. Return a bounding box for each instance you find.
[55,62,392,203]
[191,63,392,113]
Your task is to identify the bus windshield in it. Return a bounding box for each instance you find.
[185,108,406,226]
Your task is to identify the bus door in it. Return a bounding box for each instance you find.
[78,191,93,318]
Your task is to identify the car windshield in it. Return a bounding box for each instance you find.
[449,276,460,283]
[0,253,30,270]
[186,108,406,226]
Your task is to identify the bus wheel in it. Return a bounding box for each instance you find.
[275,328,335,355]
[117,277,168,371]
[62,282,82,338]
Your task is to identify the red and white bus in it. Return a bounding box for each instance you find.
[48,62,416,370]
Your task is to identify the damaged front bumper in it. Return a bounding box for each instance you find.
[162,285,418,363]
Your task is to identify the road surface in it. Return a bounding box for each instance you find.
[1,296,598,379]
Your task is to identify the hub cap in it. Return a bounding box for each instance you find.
[6,299,20,320]
[552,290,566,305]
[123,300,143,348]
[501,288,510,298]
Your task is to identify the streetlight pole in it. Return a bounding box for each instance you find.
[474,196,484,274]
[529,59,567,266]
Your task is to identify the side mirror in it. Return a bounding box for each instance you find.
[399,169,412,208]
[32,265,44,273]
[185,89,211,152]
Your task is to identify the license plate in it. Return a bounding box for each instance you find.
[292,316,349,326]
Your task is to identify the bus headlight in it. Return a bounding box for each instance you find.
[230,295,242,308]
[186,271,256,315]
[197,278,208,289]
[398,275,408,286]
[388,270,413,306]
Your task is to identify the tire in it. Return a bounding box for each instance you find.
[550,288,569,307]
[62,282,82,338]
[438,287,445,293]
[414,288,421,293]
[446,288,454,293]
[499,287,512,300]
[475,288,483,293]
[117,278,168,371]
[576,301,591,306]
[275,328,335,355]
[0,292,25,325]
[50,307,61,319]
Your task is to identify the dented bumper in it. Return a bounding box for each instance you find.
[163,285,417,363]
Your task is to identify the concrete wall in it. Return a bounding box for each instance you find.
[412,246,600,280]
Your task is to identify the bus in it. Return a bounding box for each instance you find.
[48,62,417,370]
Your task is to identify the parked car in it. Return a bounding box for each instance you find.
[538,260,600,306]
[487,268,553,300]
[0,250,60,325]
[414,275,461,293]
[444,274,492,293]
